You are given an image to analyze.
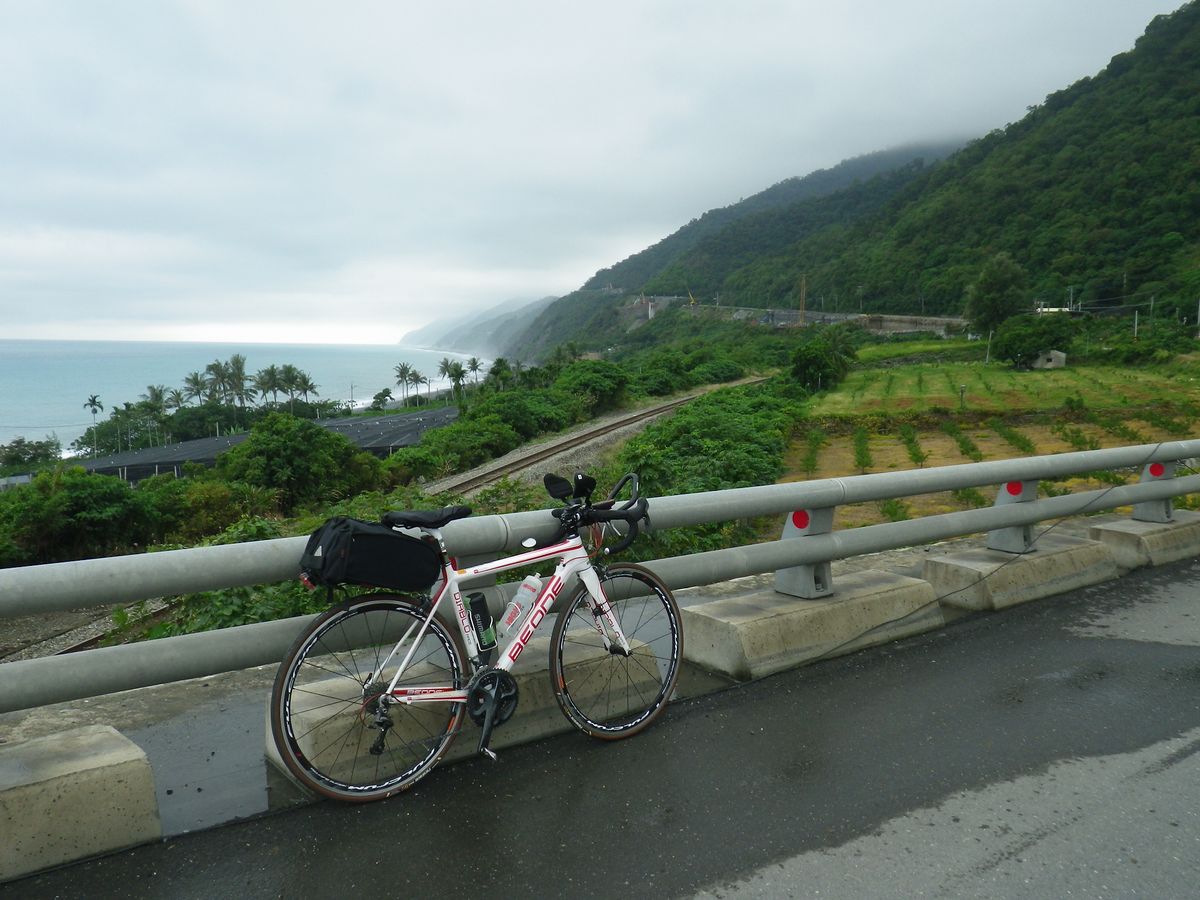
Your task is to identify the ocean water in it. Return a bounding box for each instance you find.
[0,339,478,453]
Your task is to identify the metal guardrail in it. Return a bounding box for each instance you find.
[2,440,1199,713]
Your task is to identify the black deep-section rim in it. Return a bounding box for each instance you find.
[273,597,465,800]
[551,566,682,738]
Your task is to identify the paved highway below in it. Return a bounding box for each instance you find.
[6,556,1199,899]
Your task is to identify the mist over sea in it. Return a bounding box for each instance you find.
[0,339,476,453]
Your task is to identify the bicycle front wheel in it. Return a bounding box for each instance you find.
[270,593,467,802]
[549,563,682,739]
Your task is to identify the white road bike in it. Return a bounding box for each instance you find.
[270,472,682,802]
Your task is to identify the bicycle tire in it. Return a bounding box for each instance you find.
[270,593,467,802]
[549,563,682,739]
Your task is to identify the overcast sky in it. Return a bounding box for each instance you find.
[0,0,1183,346]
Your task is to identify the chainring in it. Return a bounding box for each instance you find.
[465,668,519,727]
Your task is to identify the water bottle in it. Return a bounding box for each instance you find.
[468,592,497,652]
[498,575,542,639]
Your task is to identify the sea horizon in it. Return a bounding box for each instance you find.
[0,338,480,453]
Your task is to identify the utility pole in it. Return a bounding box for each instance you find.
[797,273,807,327]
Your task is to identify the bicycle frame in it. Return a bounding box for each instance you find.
[378,528,632,704]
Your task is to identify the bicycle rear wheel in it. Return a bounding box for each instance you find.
[270,593,466,802]
[549,563,682,739]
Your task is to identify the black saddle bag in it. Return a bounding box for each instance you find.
[301,516,442,592]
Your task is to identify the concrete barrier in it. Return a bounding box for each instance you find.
[1087,510,1200,573]
[679,570,942,681]
[922,533,1118,612]
[0,725,161,882]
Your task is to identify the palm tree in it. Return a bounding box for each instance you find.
[446,361,467,404]
[279,364,302,413]
[83,394,103,457]
[204,359,230,404]
[467,357,481,386]
[437,357,452,380]
[297,372,318,403]
[254,365,282,407]
[165,388,186,412]
[417,373,431,404]
[394,362,413,406]
[139,385,168,447]
[407,369,423,405]
[488,357,512,390]
[139,384,167,412]
[182,372,206,406]
[227,354,257,410]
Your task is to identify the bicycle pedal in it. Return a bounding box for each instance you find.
[480,747,498,762]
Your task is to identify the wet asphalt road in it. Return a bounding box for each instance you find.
[6,557,1200,899]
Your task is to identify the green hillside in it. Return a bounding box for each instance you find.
[781,1,1200,317]
[506,150,952,361]
[584,142,962,294]
[506,2,1200,359]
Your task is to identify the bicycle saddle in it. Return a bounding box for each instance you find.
[382,505,472,529]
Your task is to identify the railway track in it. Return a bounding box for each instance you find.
[430,394,697,495]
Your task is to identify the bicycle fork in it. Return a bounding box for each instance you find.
[578,566,633,657]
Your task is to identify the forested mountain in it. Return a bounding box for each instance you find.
[505,148,956,361]
[769,0,1200,318]
[504,2,1200,359]
[584,142,963,294]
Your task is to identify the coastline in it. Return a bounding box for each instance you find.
[0,339,478,451]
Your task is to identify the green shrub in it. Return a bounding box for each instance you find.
[0,466,159,565]
[215,413,383,514]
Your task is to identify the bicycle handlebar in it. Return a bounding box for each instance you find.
[591,497,648,555]
[547,472,649,555]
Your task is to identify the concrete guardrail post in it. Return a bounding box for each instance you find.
[1133,460,1177,523]
[987,479,1038,553]
[775,506,835,598]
